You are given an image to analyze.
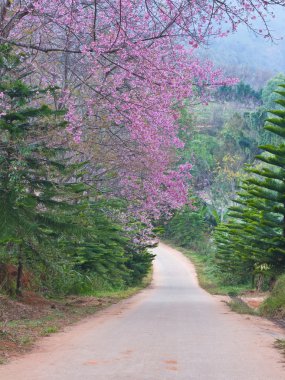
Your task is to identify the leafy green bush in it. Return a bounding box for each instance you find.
[164,202,209,250]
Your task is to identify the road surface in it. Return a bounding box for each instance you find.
[1,242,285,379]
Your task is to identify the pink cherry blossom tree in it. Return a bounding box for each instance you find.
[0,0,282,217]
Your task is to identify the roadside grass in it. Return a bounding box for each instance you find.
[0,269,152,364]
[90,269,153,299]
[18,336,33,346]
[40,326,59,336]
[227,299,258,315]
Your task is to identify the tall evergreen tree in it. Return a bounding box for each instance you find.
[215,84,285,288]
[0,45,84,294]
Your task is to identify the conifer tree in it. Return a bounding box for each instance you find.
[215,84,285,288]
[0,45,84,294]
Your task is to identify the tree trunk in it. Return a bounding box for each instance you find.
[16,246,23,295]
[255,273,264,292]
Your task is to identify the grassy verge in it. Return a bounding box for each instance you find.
[163,240,252,296]
[259,274,285,319]
[0,270,152,364]
[227,299,258,315]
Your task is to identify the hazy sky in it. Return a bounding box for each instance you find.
[200,6,285,84]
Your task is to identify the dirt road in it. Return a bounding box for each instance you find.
[1,242,285,379]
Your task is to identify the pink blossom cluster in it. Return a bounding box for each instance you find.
[1,0,278,217]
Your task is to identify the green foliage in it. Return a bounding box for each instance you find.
[184,133,219,189]
[40,326,59,336]
[215,84,285,289]
[174,75,285,293]
[124,243,154,286]
[216,82,261,105]
[262,74,285,110]
[0,46,83,293]
[244,75,285,148]
[178,75,285,226]
[163,200,209,250]
[72,201,127,287]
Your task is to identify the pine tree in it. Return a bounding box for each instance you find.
[215,84,285,288]
[73,198,155,288]
[72,199,129,287]
[0,45,84,294]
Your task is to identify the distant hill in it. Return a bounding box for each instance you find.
[200,6,285,88]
